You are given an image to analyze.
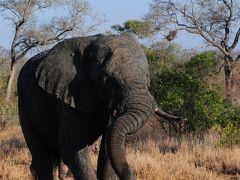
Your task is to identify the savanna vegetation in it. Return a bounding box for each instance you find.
[0,0,240,179]
[0,41,240,179]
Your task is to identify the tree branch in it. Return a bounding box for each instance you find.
[11,19,25,68]
[222,0,233,50]
[179,26,230,56]
[198,29,230,55]
[229,27,240,50]
[15,45,35,64]
[0,2,21,19]
[14,25,74,64]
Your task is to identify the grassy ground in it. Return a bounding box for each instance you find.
[0,118,239,180]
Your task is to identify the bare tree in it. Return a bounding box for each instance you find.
[0,0,104,101]
[145,0,240,101]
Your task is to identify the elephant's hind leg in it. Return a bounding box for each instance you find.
[18,103,58,180]
[30,154,58,180]
[20,120,59,180]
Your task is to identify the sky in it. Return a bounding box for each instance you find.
[88,0,151,31]
[0,0,203,50]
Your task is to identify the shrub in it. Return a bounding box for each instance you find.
[185,51,220,79]
[149,51,240,136]
[218,123,240,147]
[0,57,18,122]
[150,68,225,132]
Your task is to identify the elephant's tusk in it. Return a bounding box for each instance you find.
[154,107,181,122]
[154,107,183,137]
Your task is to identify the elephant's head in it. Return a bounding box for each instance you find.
[83,34,180,179]
[35,34,180,180]
[83,34,157,179]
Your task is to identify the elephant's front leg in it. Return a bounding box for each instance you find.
[60,132,97,180]
[57,103,98,180]
[97,134,118,180]
[62,146,96,180]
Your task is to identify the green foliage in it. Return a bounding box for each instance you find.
[150,68,225,132]
[143,42,182,77]
[149,51,239,133]
[218,123,240,147]
[143,46,159,62]
[123,20,154,38]
[111,20,154,38]
[143,46,172,74]
[185,51,220,79]
[151,41,181,63]
[0,90,18,123]
[0,55,18,122]
[215,101,240,127]
[0,57,9,94]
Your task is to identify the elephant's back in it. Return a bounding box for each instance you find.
[18,51,48,96]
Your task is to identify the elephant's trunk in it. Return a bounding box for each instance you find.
[107,95,155,180]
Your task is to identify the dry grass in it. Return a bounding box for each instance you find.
[127,137,240,180]
[0,123,32,180]
[0,122,240,180]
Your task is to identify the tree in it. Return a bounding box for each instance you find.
[143,40,183,78]
[150,51,228,132]
[0,0,104,101]
[151,41,181,62]
[111,19,155,38]
[145,0,240,102]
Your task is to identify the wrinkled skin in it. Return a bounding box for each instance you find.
[18,34,177,180]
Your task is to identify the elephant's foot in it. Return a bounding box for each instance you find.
[59,161,69,180]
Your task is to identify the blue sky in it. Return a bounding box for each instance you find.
[0,0,202,50]
[88,0,152,32]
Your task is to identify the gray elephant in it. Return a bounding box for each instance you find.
[18,34,179,180]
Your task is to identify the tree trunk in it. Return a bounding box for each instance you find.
[224,59,240,104]
[4,65,17,102]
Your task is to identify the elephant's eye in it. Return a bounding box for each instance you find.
[100,74,108,85]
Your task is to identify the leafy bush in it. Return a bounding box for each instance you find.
[143,44,180,77]
[0,57,9,93]
[0,56,18,122]
[185,51,220,79]
[218,123,240,147]
[150,68,225,132]
[123,20,154,38]
[149,51,240,136]
[111,20,154,38]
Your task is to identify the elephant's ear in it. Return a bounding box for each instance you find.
[35,47,104,113]
[35,48,80,107]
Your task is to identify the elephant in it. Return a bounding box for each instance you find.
[17,33,180,180]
